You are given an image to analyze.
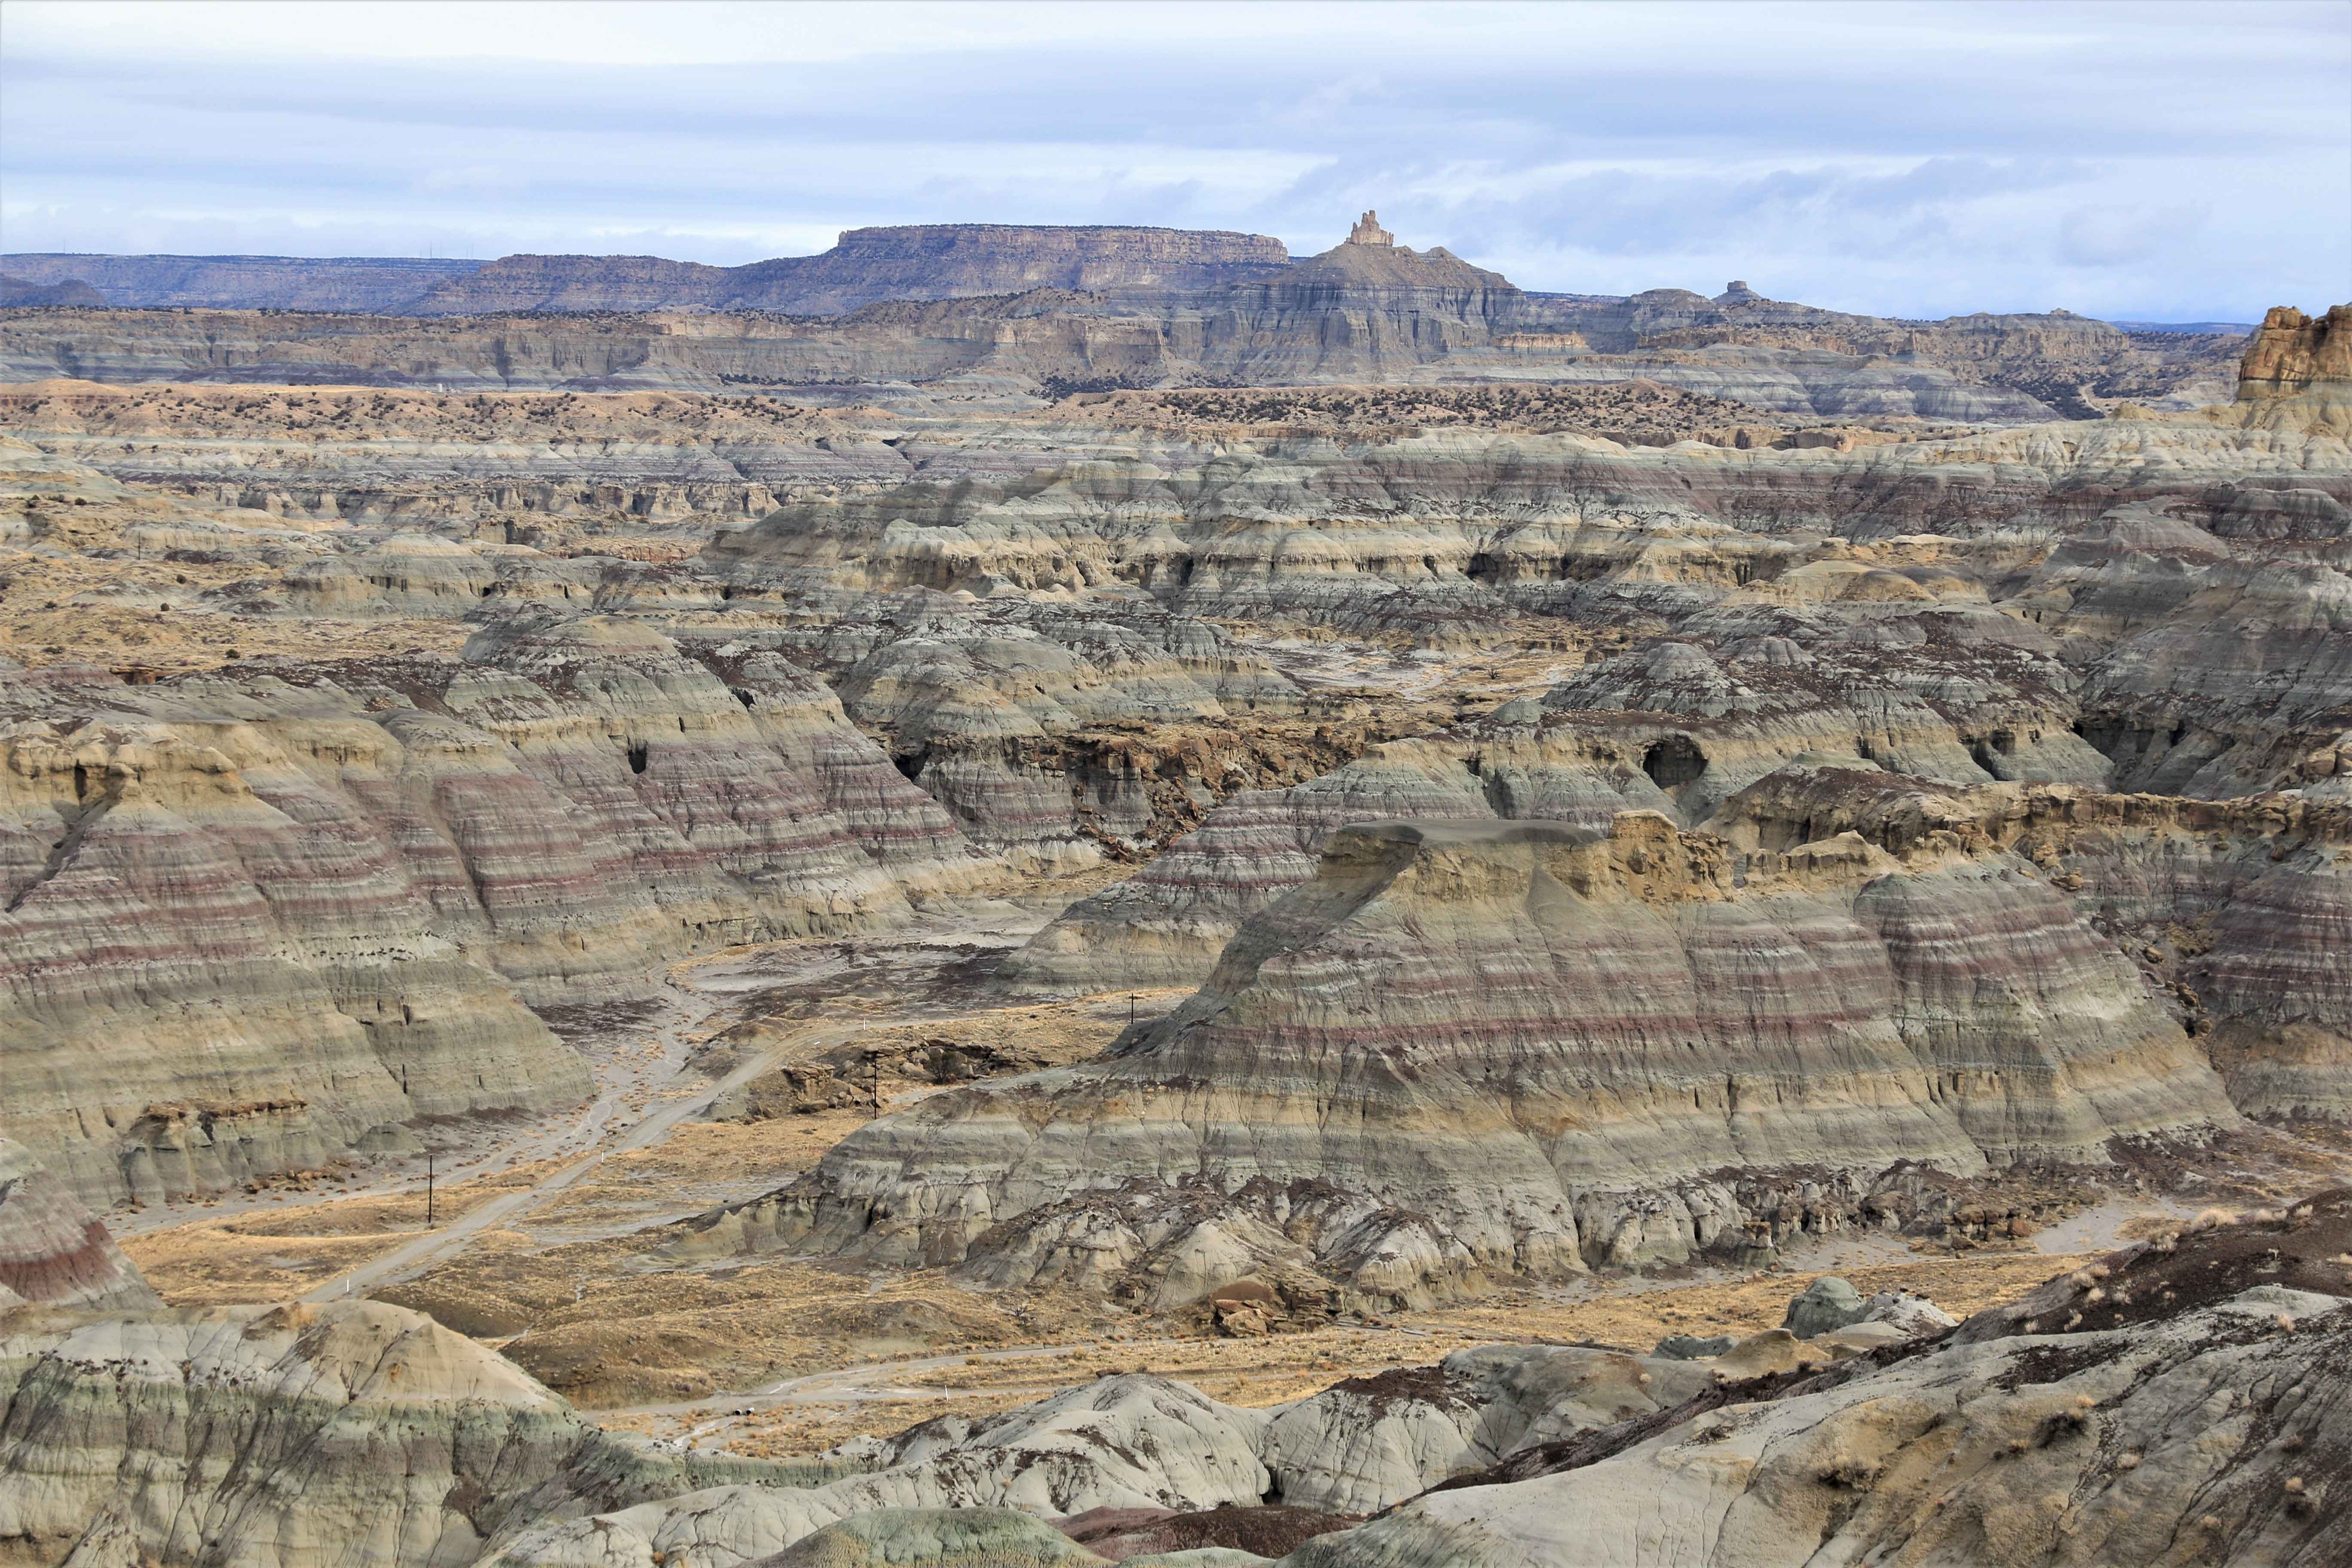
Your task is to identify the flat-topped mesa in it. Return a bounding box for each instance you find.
[689,809,2236,1304]
[5,227,1297,316]
[413,224,1297,315]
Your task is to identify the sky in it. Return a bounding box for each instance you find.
[1,0,2346,322]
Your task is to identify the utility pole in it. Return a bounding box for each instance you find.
[1129,993,1139,1026]
[425,1152,435,1226]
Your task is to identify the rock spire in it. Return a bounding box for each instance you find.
[1346,210,1394,246]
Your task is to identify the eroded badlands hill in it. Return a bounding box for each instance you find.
[0,309,2344,1228]
[695,814,2250,1304]
[3,1201,2345,1568]
[0,1139,159,1312]
[0,616,975,1204]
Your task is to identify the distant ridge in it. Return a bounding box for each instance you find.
[0,254,483,311]
[2107,319,2257,335]
[2,225,1291,317]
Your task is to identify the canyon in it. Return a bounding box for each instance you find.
[0,216,2346,1568]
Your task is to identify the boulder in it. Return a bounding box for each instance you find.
[1859,1287,1958,1335]
[1782,1276,1867,1337]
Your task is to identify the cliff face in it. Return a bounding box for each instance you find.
[403,227,1293,315]
[2239,303,2352,398]
[722,224,1293,314]
[2,227,1291,318]
[0,292,2231,421]
[2214,302,2352,436]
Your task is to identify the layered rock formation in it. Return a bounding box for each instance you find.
[706,414,2349,657]
[2238,303,2351,401]
[0,1298,830,1568]
[0,615,978,1204]
[0,226,2244,417]
[1708,766,2352,1121]
[1,302,2343,1219]
[690,594,1323,864]
[693,814,2239,1302]
[0,1140,159,1312]
[2202,302,2352,438]
[15,1210,2335,1568]
[1004,588,2122,993]
[411,227,1294,316]
[1297,1285,2348,1567]
[3,227,1292,317]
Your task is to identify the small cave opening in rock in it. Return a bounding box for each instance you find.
[892,747,929,783]
[1642,735,1709,791]
[625,743,648,775]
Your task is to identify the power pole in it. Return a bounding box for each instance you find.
[425,1152,435,1226]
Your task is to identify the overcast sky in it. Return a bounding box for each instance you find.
[2,0,2346,321]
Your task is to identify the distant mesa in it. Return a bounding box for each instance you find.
[0,225,1296,317]
[0,273,105,307]
[1346,209,1396,247]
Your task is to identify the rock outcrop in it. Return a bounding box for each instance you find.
[692,814,2238,1301]
[4,1208,2344,1568]
[0,1300,591,1568]
[0,615,978,1204]
[1,229,1293,318]
[1292,1200,2352,1568]
[2237,303,2351,402]
[0,232,2243,417]
[412,227,1294,317]
[481,1348,1720,1568]
[0,1139,159,1312]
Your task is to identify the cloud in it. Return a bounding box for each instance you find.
[0,0,2344,321]
[2057,204,2206,268]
